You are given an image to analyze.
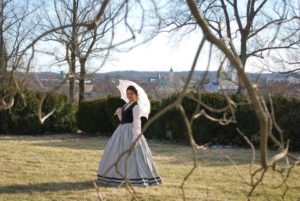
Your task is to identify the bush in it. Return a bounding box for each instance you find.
[0,89,77,135]
[158,92,300,151]
[77,96,165,139]
[8,91,42,134]
[41,93,77,133]
[105,95,126,127]
[74,92,300,151]
[76,98,114,134]
[159,94,188,141]
[0,88,14,133]
[143,99,165,139]
[189,93,230,145]
[269,95,300,151]
[159,93,234,143]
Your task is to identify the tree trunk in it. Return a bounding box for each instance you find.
[236,56,247,94]
[69,0,78,102]
[0,0,5,75]
[69,48,76,102]
[78,58,86,103]
[236,37,248,94]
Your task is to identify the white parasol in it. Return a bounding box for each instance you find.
[116,79,151,119]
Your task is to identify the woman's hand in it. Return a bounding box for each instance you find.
[115,107,122,121]
[114,107,122,115]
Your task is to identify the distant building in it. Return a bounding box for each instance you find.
[204,79,238,93]
[149,77,158,83]
[59,70,65,79]
[287,75,300,84]
[204,64,238,93]
[147,67,186,98]
[169,67,175,83]
[266,77,286,84]
[84,80,94,97]
[227,64,238,82]
[266,74,300,85]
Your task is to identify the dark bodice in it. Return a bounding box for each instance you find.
[120,101,138,124]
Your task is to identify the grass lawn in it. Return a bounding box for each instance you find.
[0,134,299,201]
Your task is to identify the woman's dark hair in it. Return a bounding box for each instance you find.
[126,85,138,96]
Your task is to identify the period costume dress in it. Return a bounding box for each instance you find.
[97,101,162,187]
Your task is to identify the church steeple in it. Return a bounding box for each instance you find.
[168,66,175,82]
[227,64,237,82]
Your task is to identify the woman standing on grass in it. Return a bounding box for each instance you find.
[97,85,162,187]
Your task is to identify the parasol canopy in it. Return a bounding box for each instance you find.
[116,79,151,119]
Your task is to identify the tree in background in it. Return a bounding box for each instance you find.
[159,0,300,93]
[0,0,40,86]
[0,0,299,199]
[39,0,153,102]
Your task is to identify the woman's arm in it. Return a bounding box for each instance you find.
[114,107,122,121]
[132,105,142,143]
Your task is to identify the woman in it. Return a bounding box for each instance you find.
[97,85,162,187]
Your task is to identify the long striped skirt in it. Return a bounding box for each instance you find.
[97,123,163,187]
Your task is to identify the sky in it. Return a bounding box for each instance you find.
[34,29,224,74]
[32,0,220,74]
[12,0,296,75]
[31,0,267,74]
[99,32,207,73]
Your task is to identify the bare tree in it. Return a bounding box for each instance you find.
[0,0,40,85]
[0,0,7,75]
[265,2,300,74]
[0,0,298,200]
[159,0,300,93]
[39,0,84,102]
[0,0,41,113]
[0,0,158,109]
[39,0,148,102]
[91,1,300,200]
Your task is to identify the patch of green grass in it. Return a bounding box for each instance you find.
[0,135,299,201]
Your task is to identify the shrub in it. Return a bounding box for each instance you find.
[189,93,230,145]
[0,88,13,133]
[8,91,42,134]
[0,89,77,135]
[77,96,166,139]
[42,93,77,133]
[76,98,114,134]
[70,92,300,151]
[158,92,299,151]
[269,95,300,151]
[105,95,126,127]
[143,99,165,139]
[159,94,188,142]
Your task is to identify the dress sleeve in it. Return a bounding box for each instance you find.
[132,104,142,143]
[115,107,122,121]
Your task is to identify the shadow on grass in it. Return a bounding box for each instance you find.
[0,181,96,194]
[0,180,149,194]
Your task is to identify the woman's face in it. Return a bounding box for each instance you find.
[126,89,137,102]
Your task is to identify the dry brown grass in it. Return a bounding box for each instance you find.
[0,134,299,201]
